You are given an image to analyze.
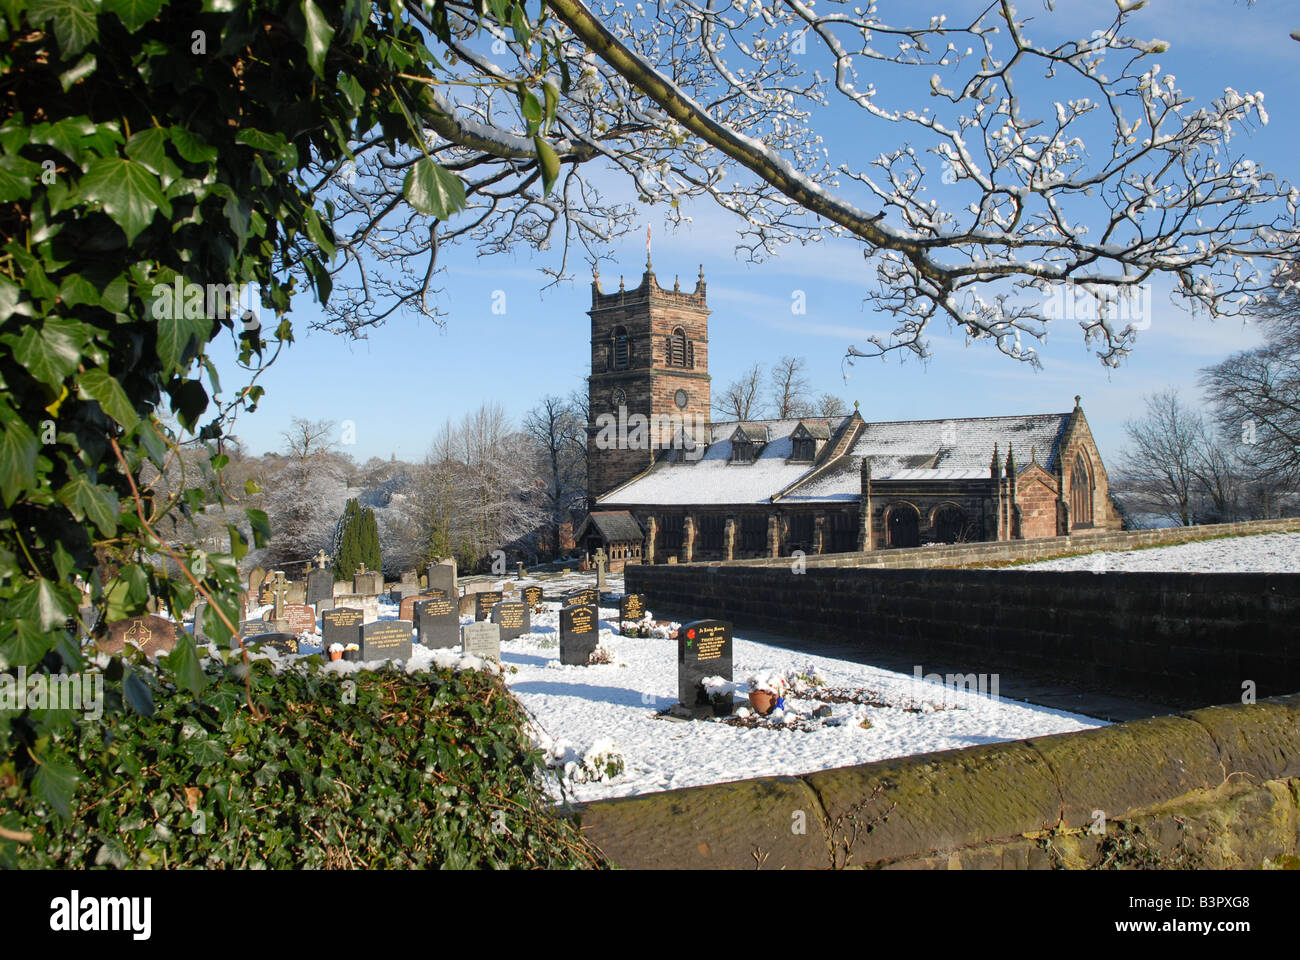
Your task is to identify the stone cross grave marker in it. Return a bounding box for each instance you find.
[462,621,501,661]
[619,594,645,630]
[559,603,599,666]
[360,619,413,662]
[322,608,364,653]
[594,547,608,591]
[474,590,503,622]
[491,599,530,642]
[416,596,459,649]
[676,620,734,718]
[271,571,288,621]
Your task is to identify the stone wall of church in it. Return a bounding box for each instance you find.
[1014,473,1060,540]
[1057,409,1122,532]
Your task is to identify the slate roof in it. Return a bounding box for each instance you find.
[598,412,1075,507]
[575,510,645,543]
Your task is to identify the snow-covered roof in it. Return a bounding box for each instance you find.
[575,511,645,543]
[598,412,1073,507]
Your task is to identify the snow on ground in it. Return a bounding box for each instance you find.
[1011,532,1300,573]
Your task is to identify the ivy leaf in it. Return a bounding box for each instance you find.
[301,0,336,77]
[155,305,212,374]
[168,126,218,165]
[79,156,171,244]
[32,758,79,820]
[78,367,140,430]
[0,405,38,505]
[27,0,99,57]
[534,136,560,196]
[403,157,465,219]
[124,128,181,185]
[2,621,58,667]
[123,669,155,717]
[246,508,271,548]
[56,474,119,536]
[58,53,96,92]
[165,635,208,695]
[0,154,39,203]
[11,577,74,632]
[5,320,82,388]
[103,0,164,31]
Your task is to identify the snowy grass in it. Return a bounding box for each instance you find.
[1009,531,1300,573]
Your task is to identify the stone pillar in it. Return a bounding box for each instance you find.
[767,513,781,558]
[858,457,873,552]
[813,512,826,555]
[990,444,1005,541]
[644,515,657,565]
[681,514,695,564]
[1005,445,1020,540]
[723,516,736,561]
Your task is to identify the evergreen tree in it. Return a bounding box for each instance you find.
[361,507,383,575]
[335,499,364,581]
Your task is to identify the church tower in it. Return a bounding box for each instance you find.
[587,257,711,499]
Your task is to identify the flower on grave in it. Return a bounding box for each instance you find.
[747,669,789,697]
[345,643,359,652]
[329,643,344,653]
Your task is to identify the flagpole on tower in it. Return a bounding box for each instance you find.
[646,223,652,271]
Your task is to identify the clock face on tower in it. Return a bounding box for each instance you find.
[612,388,627,408]
[674,389,689,409]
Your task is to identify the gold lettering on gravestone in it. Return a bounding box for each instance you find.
[497,605,525,629]
[421,598,455,617]
[696,626,726,661]
[568,607,594,633]
[622,595,644,620]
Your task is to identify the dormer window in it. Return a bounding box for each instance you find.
[608,326,630,370]
[732,441,755,463]
[789,421,830,462]
[791,437,815,461]
[730,424,768,463]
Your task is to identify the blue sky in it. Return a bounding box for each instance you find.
[212,0,1300,466]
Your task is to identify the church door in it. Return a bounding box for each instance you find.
[887,505,920,548]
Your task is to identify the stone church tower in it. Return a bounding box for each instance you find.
[587,258,711,498]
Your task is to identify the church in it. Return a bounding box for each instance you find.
[579,259,1121,569]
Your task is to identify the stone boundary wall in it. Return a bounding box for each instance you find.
[686,516,1300,570]
[626,564,1300,708]
[575,696,1300,869]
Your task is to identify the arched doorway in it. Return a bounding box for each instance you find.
[886,504,921,548]
[1070,453,1093,526]
[933,504,966,544]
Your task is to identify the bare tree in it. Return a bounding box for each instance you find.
[1117,391,1207,526]
[714,363,765,421]
[261,418,350,567]
[770,356,813,419]
[316,2,1299,371]
[524,394,588,557]
[816,393,848,418]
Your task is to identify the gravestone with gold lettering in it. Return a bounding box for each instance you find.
[523,585,543,608]
[473,590,503,622]
[559,603,599,666]
[491,600,529,642]
[619,593,645,626]
[416,596,458,649]
[675,620,734,718]
[322,608,364,651]
[564,588,598,608]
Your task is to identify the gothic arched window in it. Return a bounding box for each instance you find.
[609,326,630,370]
[1070,453,1093,525]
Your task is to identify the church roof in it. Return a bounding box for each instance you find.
[575,510,645,543]
[597,411,1074,508]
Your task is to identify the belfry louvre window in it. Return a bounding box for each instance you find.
[667,328,692,368]
[610,326,630,370]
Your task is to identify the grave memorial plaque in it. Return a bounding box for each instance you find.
[619,593,645,624]
[474,591,503,622]
[333,594,379,623]
[676,620,734,718]
[564,588,598,608]
[353,564,383,596]
[360,620,413,662]
[559,603,599,666]
[461,622,501,661]
[322,608,364,651]
[246,632,300,655]
[491,600,530,642]
[283,603,318,635]
[239,619,270,638]
[98,615,178,657]
[523,586,543,607]
[286,581,307,604]
[416,597,459,649]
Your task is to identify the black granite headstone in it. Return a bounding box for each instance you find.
[676,620,734,717]
[245,632,301,655]
[559,603,599,666]
[416,596,459,649]
[564,588,598,608]
[322,608,364,652]
[474,591,503,621]
[306,567,334,606]
[360,619,413,661]
[491,600,530,642]
[523,585,543,607]
[619,593,645,623]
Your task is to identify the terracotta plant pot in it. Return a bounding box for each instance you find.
[749,690,777,716]
[329,650,342,662]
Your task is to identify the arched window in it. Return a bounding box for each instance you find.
[668,327,688,367]
[1070,453,1093,525]
[886,504,921,548]
[609,326,630,370]
[933,504,966,544]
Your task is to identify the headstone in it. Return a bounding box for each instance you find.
[258,581,276,605]
[75,605,100,639]
[248,566,267,594]
[286,581,306,604]
[564,588,598,608]
[676,620,734,718]
[333,594,379,623]
[306,556,333,605]
[98,615,178,657]
[474,591,503,621]
[314,597,334,615]
[559,603,599,666]
[353,562,383,596]
[283,603,318,635]
[523,585,543,608]
[516,562,525,580]
[322,608,364,652]
[491,600,530,642]
[594,547,608,591]
[239,619,269,638]
[245,632,301,655]
[400,590,447,621]
[360,620,413,661]
[461,622,501,661]
[415,596,459,649]
[427,559,457,597]
[332,580,352,598]
[389,583,419,604]
[619,593,646,624]
[401,570,418,587]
